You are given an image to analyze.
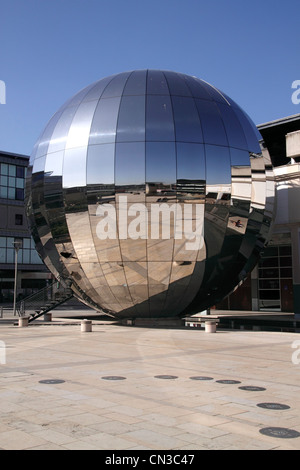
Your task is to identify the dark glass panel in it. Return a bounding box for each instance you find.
[116,95,145,142]
[217,103,248,150]
[195,100,228,146]
[279,245,292,256]
[172,96,203,143]
[163,71,191,96]
[232,107,262,154]
[147,70,169,95]
[183,75,213,100]
[89,97,121,145]
[205,145,231,185]
[123,70,147,95]
[196,80,230,105]
[146,95,174,141]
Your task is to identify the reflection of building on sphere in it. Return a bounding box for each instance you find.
[26,70,275,319]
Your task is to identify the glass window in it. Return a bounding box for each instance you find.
[146,95,175,141]
[0,187,7,198]
[89,97,121,145]
[196,100,228,146]
[15,188,24,200]
[8,165,16,177]
[6,248,14,263]
[8,188,15,199]
[146,142,176,185]
[22,250,30,264]
[15,214,23,225]
[0,247,5,263]
[115,142,145,187]
[147,70,169,95]
[23,238,31,249]
[16,166,25,178]
[205,145,231,185]
[176,143,205,181]
[8,177,15,187]
[1,163,8,175]
[0,175,7,186]
[87,144,115,185]
[82,75,113,102]
[0,237,6,247]
[172,96,203,142]
[116,95,145,142]
[123,70,147,96]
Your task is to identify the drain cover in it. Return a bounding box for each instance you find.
[154,375,178,380]
[189,376,214,381]
[257,402,290,410]
[101,376,126,380]
[239,386,266,392]
[259,427,300,439]
[39,379,65,384]
[216,380,241,384]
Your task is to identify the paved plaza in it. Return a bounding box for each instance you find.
[0,315,300,450]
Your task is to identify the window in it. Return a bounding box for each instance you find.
[0,163,26,200]
[0,236,43,264]
[15,214,23,226]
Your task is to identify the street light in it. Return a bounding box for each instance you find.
[12,239,22,316]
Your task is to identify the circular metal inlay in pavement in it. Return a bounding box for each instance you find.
[39,379,65,384]
[154,375,178,380]
[101,376,126,381]
[259,427,300,439]
[189,376,214,381]
[216,380,241,384]
[239,386,266,392]
[257,402,290,410]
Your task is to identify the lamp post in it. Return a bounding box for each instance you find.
[12,239,22,316]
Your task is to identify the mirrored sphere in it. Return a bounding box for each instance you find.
[26,70,275,319]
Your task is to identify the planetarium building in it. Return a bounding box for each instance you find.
[26,70,275,319]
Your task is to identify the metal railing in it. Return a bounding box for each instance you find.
[16,278,73,322]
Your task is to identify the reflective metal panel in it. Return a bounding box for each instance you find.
[26,70,275,320]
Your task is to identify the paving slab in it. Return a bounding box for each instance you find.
[0,319,300,450]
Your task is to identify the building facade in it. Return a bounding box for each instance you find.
[218,114,300,316]
[0,151,50,304]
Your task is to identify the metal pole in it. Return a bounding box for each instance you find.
[12,239,22,317]
[13,246,18,316]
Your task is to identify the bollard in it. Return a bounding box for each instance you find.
[44,313,52,322]
[205,320,217,333]
[19,316,29,327]
[81,319,92,332]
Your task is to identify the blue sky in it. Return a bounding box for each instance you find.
[0,0,299,156]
